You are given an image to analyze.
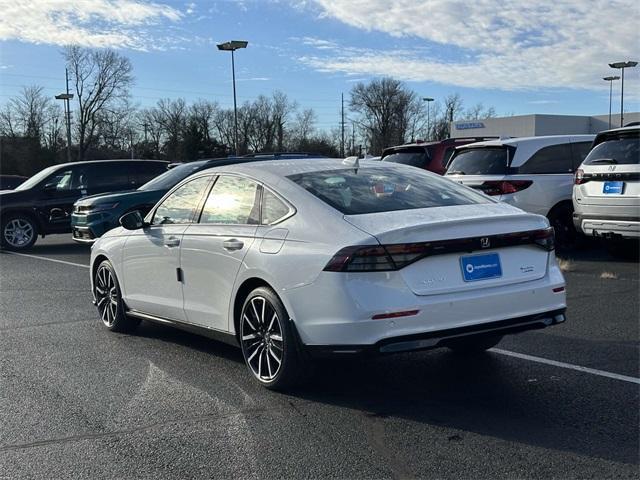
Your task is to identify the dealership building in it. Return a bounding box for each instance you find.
[450,112,640,138]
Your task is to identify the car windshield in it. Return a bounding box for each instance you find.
[14,165,59,191]
[287,166,489,215]
[583,136,639,165]
[138,161,207,191]
[446,147,510,175]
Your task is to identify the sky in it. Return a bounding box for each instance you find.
[0,0,638,132]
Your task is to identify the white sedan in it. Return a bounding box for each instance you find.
[90,158,567,389]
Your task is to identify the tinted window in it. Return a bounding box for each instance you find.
[87,163,131,190]
[44,169,74,191]
[288,167,489,215]
[571,141,593,170]
[383,151,428,168]
[139,161,207,191]
[441,147,456,168]
[518,143,572,174]
[133,162,168,186]
[262,189,291,224]
[583,137,639,165]
[446,147,510,175]
[199,175,260,225]
[152,176,211,225]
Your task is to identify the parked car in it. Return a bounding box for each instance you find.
[90,158,566,390]
[381,137,498,175]
[0,159,168,250]
[0,175,28,190]
[72,154,321,243]
[573,126,639,247]
[445,135,594,246]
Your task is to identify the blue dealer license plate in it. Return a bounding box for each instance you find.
[460,253,502,282]
[603,181,624,194]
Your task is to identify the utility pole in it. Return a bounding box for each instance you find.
[351,122,355,157]
[130,128,134,159]
[55,68,74,162]
[341,93,345,158]
[142,122,149,142]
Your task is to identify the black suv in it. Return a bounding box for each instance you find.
[0,159,168,250]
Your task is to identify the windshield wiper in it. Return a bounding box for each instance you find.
[589,158,618,164]
[447,170,466,175]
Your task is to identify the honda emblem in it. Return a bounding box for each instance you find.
[480,237,490,248]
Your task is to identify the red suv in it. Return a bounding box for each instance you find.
[381,137,498,175]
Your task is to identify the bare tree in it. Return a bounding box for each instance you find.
[64,46,133,160]
[349,78,424,154]
[9,86,51,140]
[156,98,187,160]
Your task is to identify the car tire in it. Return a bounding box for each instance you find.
[1,213,38,251]
[239,287,305,390]
[94,260,139,333]
[548,205,577,250]
[446,334,503,354]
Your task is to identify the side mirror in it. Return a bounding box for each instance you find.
[119,210,146,230]
[42,183,57,193]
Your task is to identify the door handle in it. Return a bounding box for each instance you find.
[164,236,180,247]
[223,239,244,251]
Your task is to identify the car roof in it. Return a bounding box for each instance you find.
[458,134,595,149]
[198,158,386,181]
[47,159,168,170]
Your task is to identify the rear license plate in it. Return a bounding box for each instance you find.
[603,181,624,194]
[460,253,502,282]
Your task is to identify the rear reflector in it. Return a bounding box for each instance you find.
[372,310,420,320]
[553,286,565,293]
[480,180,533,196]
[323,227,555,272]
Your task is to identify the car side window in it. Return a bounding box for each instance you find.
[152,176,211,225]
[133,162,168,186]
[517,143,573,174]
[570,141,593,170]
[199,175,261,225]
[262,189,291,224]
[87,163,131,190]
[44,169,73,191]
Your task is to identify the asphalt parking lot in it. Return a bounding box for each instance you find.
[0,236,638,479]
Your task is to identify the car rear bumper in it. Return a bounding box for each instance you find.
[283,256,566,347]
[304,308,566,357]
[573,212,640,238]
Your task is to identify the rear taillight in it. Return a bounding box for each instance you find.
[532,227,555,251]
[480,180,533,196]
[574,168,590,185]
[324,227,556,272]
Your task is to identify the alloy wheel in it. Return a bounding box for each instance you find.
[241,296,284,382]
[3,218,35,248]
[95,266,119,327]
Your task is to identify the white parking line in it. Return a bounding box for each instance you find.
[3,251,89,269]
[491,348,640,385]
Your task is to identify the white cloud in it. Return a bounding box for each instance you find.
[292,0,639,92]
[0,0,183,50]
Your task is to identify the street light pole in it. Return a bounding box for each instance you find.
[608,61,638,127]
[217,40,248,156]
[422,97,434,140]
[603,76,620,129]
[55,68,74,163]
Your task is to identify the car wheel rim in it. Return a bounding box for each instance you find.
[95,266,118,327]
[241,296,284,382]
[4,219,34,247]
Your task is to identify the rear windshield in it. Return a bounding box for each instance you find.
[583,136,639,166]
[287,166,489,215]
[138,161,206,191]
[383,148,431,168]
[446,147,511,175]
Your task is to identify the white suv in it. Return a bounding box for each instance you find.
[573,126,639,241]
[445,135,594,246]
